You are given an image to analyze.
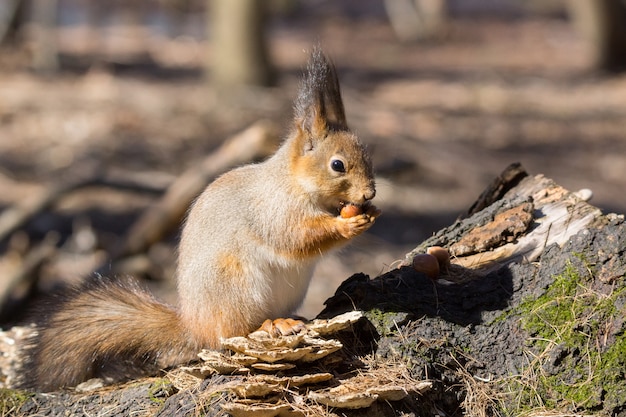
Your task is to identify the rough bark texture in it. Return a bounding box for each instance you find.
[4,165,626,416]
[318,166,625,416]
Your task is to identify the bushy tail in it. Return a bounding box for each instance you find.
[19,279,199,391]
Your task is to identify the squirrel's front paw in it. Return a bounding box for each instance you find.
[338,205,380,239]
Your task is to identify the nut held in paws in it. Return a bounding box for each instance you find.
[340,204,362,218]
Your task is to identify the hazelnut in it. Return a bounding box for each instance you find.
[340,204,362,218]
[412,254,440,279]
[427,246,451,270]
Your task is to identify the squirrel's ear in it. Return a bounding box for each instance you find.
[294,48,348,141]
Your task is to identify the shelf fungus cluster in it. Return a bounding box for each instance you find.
[174,311,431,416]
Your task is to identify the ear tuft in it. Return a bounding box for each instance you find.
[294,46,348,137]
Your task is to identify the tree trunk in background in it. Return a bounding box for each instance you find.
[0,0,25,45]
[568,0,626,71]
[384,0,447,42]
[208,0,274,88]
[31,0,59,73]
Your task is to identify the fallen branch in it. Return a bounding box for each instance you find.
[0,167,174,247]
[113,119,280,261]
[0,232,59,319]
[0,166,101,244]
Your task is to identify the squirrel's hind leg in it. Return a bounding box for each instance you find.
[258,318,306,336]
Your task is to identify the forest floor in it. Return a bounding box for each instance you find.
[1,4,626,320]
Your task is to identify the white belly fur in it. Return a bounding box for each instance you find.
[265,261,315,319]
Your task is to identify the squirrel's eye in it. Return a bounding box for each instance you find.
[330,159,346,173]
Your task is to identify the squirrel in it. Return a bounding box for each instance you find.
[19,47,380,392]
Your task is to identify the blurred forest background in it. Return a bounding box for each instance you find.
[0,0,625,323]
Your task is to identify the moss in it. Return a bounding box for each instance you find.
[0,388,32,416]
[364,309,407,338]
[148,378,175,405]
[501,260,626,415]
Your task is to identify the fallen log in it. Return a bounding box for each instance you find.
[3,164,624,417]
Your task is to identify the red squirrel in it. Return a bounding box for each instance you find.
[20,48,380,391]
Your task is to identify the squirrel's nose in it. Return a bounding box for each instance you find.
[363,186,376,201]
